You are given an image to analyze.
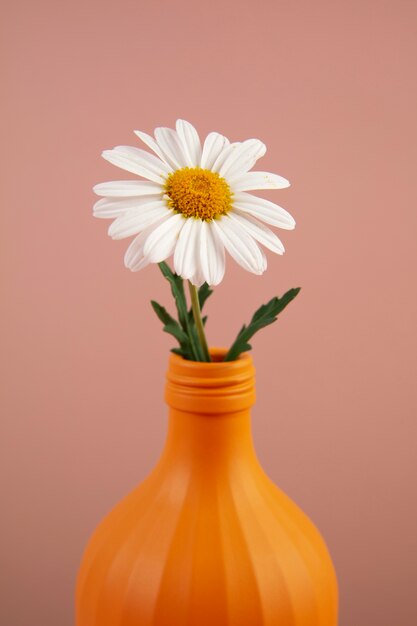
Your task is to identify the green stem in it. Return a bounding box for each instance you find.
[188,282,211,362]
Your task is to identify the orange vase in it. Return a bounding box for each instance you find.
[76,348,338,625]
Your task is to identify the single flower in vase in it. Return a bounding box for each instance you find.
[76,120,338,626]
[93,119,299,361]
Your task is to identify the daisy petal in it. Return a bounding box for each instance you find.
[133,130,171,165]
[230,171,290,191]
[93,196,163,219]
[200,132,230,169]
[189,266,206,288]
[211,142,242,174]
[200,220,226,286]
[260,247,268,271]
[102,146,171,183]
[229,211,285,254]
[108,202,171,239]
[232,192,296,230]
[93,180,163,197]
[173,217,200,279]
[154,127,188,170]
[124,216,170,271]
[124,234,150,271]
[176,119,202,167]
[143,213,185,263]
[212,215,266,275]
[219,139,266,180]
[124,232,150,272]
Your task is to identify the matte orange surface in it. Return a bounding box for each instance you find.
[76,350,338,625]
[2,2,417,625]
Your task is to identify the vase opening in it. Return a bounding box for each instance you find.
[165,346,256,415]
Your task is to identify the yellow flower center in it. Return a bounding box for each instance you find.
[164,167,233,221]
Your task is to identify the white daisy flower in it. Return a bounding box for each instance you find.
[93,119,295,287]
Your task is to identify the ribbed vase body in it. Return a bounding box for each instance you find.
[76,349,338,625]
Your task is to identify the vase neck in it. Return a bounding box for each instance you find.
[161,407,258,470]
[159,348,260,472]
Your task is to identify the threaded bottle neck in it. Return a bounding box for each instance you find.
[165,347,256,415]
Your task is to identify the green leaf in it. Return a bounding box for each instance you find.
[158,262,203,361]
[158,262,189,331]
[150,299,194,358]
[150,300,178,327]
[171,347,188,357]
[224,288,301,362]
[198,283,213,310]
[163,322,190,345]
[186,283,212,359]
[187,282,213,322]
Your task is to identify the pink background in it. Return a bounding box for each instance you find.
[1,1,417,624]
